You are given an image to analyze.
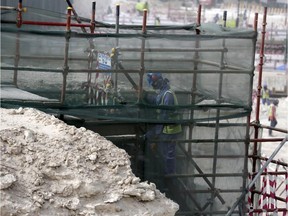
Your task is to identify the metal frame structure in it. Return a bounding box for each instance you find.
[246,7,288,215]
[1,1,287,215]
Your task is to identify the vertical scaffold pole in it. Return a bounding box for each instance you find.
[208,9,227,213]
[65,0,88,33]
[138,9,147,102]
[223,11,227,28]
[114,4,120,103]
[248,12,259,212]
[13,33,20,87]
[189,4,201,146]
[14,0,25,86]
[185,4,202,207]
[189,3,201,144]
[16,0,22,28]
[226,136,288,216]
[252,6,267,211]
[245,12,259,214]
[61,7,72,104]
[90,2,96,33]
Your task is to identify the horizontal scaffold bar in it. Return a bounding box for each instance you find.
[0,25,257,39]
[1,55,247,71]
[120,47,228,52]
[1,66,252,74]
[21,20,92,28]
[166,173,244,177]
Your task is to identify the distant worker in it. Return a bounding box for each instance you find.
[261,84,271,106]
[154,16,161,25]
[213,13,219,23]
[135,1,149,16]
[144,73,182,175]
[268,99,279,136]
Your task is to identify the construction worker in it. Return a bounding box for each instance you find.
[261,84,271,106]
[144,72,182,177]
[154,16,161,25]
[268,99,279,136]
[135,1,149,16]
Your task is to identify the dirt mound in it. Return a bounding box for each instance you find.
[0,107,178,215]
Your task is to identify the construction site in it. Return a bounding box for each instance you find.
[0,0,287,215]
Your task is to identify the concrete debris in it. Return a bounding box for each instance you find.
[0,107,179,216]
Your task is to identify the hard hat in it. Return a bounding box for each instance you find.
[147,72,162,86]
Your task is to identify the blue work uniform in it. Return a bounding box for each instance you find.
[145,83,182,175]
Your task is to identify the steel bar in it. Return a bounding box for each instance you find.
[251,171,288,176]
[250,138,286,142]
[20,20,92,28]
[250,122,288,134]
[61,7,72,104]
[16,0,23,28]
[13,33,20,87]
[1,55,88,61]
[179,155,245,158]
[90,2,96,33]
[0,6,22,11]
[65,0,89,33]
[119,48,228,52]
[226,136,288,216]
[65,0,95,49]
[223,11,227,28]
[249,208,287,213]
[166,173,244,178]
[114,4,120,101]
[243,9,257,202]
[138,9,147,102]
[162,138,287,143]
[255,7,267,129]
[184,5,202,209]
[178,189,243,193]
[251,8,267,209]
[250,155,288,167]
[0,67,248,74]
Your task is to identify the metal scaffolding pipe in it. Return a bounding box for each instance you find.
[251,7,267,210]
[250,208,287,213]
[61,7,72,104]
[1,66,252,74]
[13,33,20,87]
[138,9,147,102]
[250,122,288,134]
[90,2,96,33]
[20,20,92,28]
[16,0,23,28]
[1,52,241,69]
[250,155,288,167]
[119,48,228,52]
[226,136,288,216]
[114,4,120,103]
[65,0,89,33]
[253,190,286,202]
[167,173,244,178]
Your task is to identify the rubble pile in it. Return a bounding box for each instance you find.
[0,108,178,216]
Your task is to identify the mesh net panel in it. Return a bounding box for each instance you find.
[1,6,256,215]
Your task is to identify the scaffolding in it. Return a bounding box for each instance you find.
[1,1,287,215]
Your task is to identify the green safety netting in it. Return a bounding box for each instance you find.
[1,6,256,124]
[1,5,257,214]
